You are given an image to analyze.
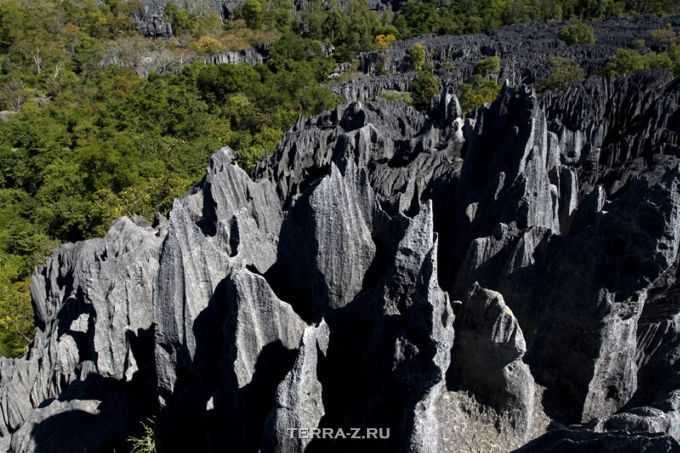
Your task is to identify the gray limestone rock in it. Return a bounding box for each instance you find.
[274,160,377,318]
[224,268,307,389]
[516,428,680,452]
[450,284,535,438]
[0,218,162,451]
[2,38,680,452]
[260,321,330,453]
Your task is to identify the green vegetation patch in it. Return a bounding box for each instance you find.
[0,0,349,356]
[558,22,596,45]
[604,47,678,77]
[537,56,585,91]
[378,90,414,105]
[458,75,501,114]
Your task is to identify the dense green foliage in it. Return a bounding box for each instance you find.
[599,22,679,78]
[558,22,596,45]
[458,75,502,113]
[0,0,346,356]
[474,56,502,76]
[537,56,585,90]
[604,44,680,77]
[289,0,399,59]
[604,47,671,76]
[410,70,440,111]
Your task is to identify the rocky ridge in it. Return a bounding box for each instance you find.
[134,0,394,37]
[133,0,247,37]
[129,10,679,86]
[337,16,680,102]
[0,50,679,453]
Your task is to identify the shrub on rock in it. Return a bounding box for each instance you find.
[559,22,596,45]
[537,56,585,91]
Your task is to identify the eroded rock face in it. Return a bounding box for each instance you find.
[449,284,535,437]
[0,218,162,452]
[260,321,330,453]
[1,60,680,452]
[273,161,377,318]
[517,429,680,453]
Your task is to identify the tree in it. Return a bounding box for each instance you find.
[409,42,427,72]
[536,56,585,91]
[340,0,380,52]
[410,70,440,111]
[604,48,672,77]
[375,34,396,74]
[558,22,596,45]
[0,79,26,111]
[240,0,264,29]
[474,56,502,76]
[457,75,501,113]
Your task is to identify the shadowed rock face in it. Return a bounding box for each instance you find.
[449,284,535,437]
[1,62,680,452]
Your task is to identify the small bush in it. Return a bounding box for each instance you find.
[558,23,596,45]
[379,90,414,105]
[410,70,440,111]
[605,48,673,77]
[669,44,680,75]
[375,33,396,50]
[409,43,427,72]
[190,35,226,54]
[537,56,585,91]
[457,75,501,114]
[195,12,224,36]
[128,418,157,453]
[440,60,456,72]
[605,48,646,76]
[649,25,677,46]
[474,56,501,76]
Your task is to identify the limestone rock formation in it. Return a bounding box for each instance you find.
[450,284,535,437]
[260,321,330,453]
[517,429,680,452]
[339,17,680,105]
[358,16,680,82]
[1,34,680,452]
